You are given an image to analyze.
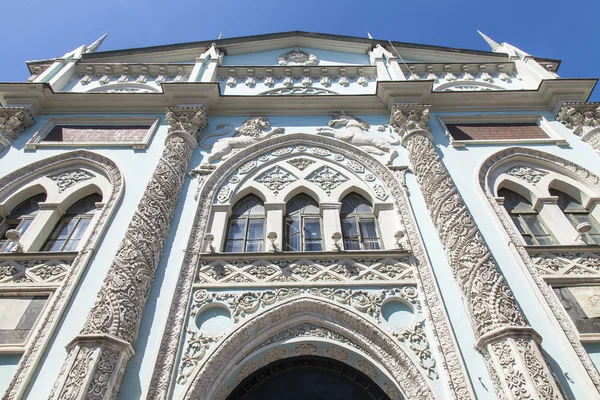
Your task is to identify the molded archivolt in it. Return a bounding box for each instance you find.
[184,297,434,399]
[149,133,475,400]
[479,146,600,391]
[0,150,124,399]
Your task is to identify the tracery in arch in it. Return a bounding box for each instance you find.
[0,150,124,398]
[436,81,503,92]
[479,146,600,391]
[183,297,432,400]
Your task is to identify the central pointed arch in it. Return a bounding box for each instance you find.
[184,296,435,399]
[149,133,474,400]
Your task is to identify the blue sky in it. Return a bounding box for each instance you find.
[1,0,597,101]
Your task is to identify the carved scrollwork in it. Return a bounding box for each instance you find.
[0,107,35,151]
[48,169,94,192]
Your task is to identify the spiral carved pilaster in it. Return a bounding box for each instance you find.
[391,105,563,399]
[51,107,208,400]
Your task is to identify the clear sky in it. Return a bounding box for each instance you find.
[1,0,598,101]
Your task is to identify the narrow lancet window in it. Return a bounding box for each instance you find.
[499,188,555,245]
[285,194,323,251]
[340,194,381,250]
[225,195,265,252]
[44,194,101,251]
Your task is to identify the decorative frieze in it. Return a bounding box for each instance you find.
[0,107,35,153]
[306,165,348,195]
[0,255,75,284]
[277,48,319,66]
[391,104,563,399]
[254,165,297,195]
[51,107,208,400]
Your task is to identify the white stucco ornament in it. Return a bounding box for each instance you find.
[317,112,399,164]
[277,48,319,66]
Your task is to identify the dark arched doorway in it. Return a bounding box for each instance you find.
[226,356,392,400]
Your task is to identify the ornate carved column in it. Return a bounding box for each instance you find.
[51,107,208,400]
[390,105,564,400]
[0,107,35,153]
[557,102,600,154]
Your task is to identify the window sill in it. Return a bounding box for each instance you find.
[200,249,409,261]
[524,245,600,253]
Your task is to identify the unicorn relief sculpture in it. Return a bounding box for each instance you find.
[317,112,399,164]
[200,117,284,164]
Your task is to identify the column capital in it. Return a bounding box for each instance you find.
[557,102,600,136]
[165,106,208,142]
[389,104,432,144]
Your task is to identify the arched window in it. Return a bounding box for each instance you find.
[550,188,600,244]
[340,194,381,250]
[285,194,322,251]
[43,193,101,252]
[0,193,47,252]
[225,195,265,253]
[498,188,555,246]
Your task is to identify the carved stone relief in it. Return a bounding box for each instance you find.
[503,165,548,184]
[148,134,474,400]
[0,107,35,152]
[0,151,122,400]
[557,102,600,153]
[50,108,208,400]
[286,157,315,171]
[392,105,564,399]
[48,169,94,192]
[277,48,319,66]
[479,146,600,392]
[254,165,297,195]
[306,165,348,195]
[199,116,285,164]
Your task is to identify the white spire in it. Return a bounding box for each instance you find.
[217,32,223,40]
[85,32,109,54]
[367,31,373,39]
[477,30,501,51]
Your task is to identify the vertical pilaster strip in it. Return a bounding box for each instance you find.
[390,105,563,400]
[51,107,208,400]
[557,102,600,154]
[0,107,35,153]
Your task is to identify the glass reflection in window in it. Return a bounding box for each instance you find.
[225,195,265,253]
[340,194,381,250]
[285,194,322,251]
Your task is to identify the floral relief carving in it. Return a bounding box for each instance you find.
[294,343,318,355]
[392,105,562,398]
[149,133,473,400]
[397,319,437,379]
[48,169,94,193]
[277,48,319,66]
[306,165,348,195]
[480,146,600,391]
[324,346,349,361]
[557,102,600,136]
[286,157,315,171]
[254,165,297,195]
[52,108,208,400]
[356,359,379,380]
[236,362,258,383]
[217,186,231,203]
[0,107,35,150]
[263,348,287,363]
[504,165,548,185]
[531,252,600,276]
[1,151,123,400]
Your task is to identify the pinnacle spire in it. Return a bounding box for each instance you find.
[85,32,109,54]
[477,30,501,51]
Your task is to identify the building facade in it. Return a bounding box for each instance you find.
[0,31,599,399]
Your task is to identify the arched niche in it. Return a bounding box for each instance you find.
[479,146,600,389]
[0,150,124,398]
[184,297,434,400]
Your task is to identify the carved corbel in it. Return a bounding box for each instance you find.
[99,66,112,85]
[557,102,600,154]
[0,107,35,152]
[389,104,431,145]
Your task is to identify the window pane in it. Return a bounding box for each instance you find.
[62,239,81,252]
[286,234,300,251]
[359,219,378,239]
[247,219,264,240]
[534,236,555,246]
[342,218,358,238]
[363,240,381,250]
[344,240,361,250]
[286,217,300,236]
[226,240,244,253]
[46,239,66,252]
[246,240,263,253]
[54,219,78,240]
[304,218,321,239]
[228,219,246,240]
[71,218,91,241]
[305,240,322,251]
[522,215,549,236]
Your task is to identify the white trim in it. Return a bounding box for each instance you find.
[25,117,160,150]
[437,114,568,148]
